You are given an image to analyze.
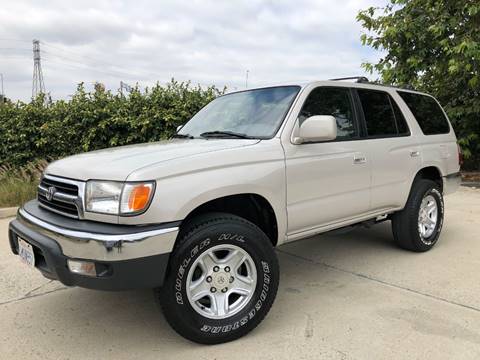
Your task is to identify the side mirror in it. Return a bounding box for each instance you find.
[176,124,184,132]
[293,115,337,144]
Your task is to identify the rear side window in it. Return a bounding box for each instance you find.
[299,87,357,140]
[357,89,410,137]
[398,92,450,135]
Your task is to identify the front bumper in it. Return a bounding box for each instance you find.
[8,200,180,290]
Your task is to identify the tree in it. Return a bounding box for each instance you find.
[357,0,480,169]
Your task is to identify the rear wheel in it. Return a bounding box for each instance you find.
[157,213,279,344]
[392,179,444,252]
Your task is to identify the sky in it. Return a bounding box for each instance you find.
[0,0,385,101]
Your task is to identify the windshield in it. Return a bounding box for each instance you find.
[178,86,300,139]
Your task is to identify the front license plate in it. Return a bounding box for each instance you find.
[18,238,35,268]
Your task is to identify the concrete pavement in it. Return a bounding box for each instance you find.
[1,187,479,359]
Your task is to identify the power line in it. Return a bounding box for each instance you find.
[3,39,128,72]
[2,39,194,98]
[42,52,137,79]
[41,41,130,72]
[43,58,127,79]
[42,50,134,76]
[40,41,171,82]
[0,54,31,60]
[0,47,31,51]
[0,38,31,43]
[0,41,141,81]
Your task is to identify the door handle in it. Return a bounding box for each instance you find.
[410,151,420,157]
[353,156,366,164]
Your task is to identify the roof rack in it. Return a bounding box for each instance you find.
[329,76,370,83]
[329,77,417,91]
[377,83,416,91]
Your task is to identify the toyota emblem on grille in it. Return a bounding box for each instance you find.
[46,186,56,201]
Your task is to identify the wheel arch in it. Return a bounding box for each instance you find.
[179,193,279,246]
[413,166,443,191]
[399,166,444,210]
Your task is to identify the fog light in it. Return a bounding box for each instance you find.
[67,260,97,277]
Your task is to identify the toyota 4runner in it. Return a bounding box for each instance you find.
[9,78,461,344]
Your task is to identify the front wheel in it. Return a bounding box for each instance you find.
[157,213,279,344]
[392,179,444,252]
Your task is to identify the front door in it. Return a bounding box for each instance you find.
[283,86,372,237]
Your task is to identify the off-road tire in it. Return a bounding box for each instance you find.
[156,212,279,344]
[392,179,444,252]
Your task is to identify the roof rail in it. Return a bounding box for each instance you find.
[330,76,370,83]
[377,83,416,91]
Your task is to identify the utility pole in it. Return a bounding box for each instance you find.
[32,39,45,99]
[245,70,249,88]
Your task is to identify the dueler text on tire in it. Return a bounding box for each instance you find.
[157,213,279,344]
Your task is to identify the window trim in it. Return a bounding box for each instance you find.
[353,88,412,140]
[293,86,362,144]
[389,94,411,137]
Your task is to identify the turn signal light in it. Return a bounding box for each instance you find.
[119,182,155,214]
[128,184,152,211]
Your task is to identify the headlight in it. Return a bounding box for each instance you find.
[86,181,123,214]
[85,181,155,215]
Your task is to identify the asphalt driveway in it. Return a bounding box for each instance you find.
[1,187,479,359]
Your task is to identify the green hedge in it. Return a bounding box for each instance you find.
[0,80,222,167]
[1,79,477,170]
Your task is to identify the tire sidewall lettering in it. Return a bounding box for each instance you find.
[172,230,273,334]
[432,188,444,236]
[174,238,211,305]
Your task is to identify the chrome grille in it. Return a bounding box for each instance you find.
[37,175,84,218]
[40,177,78,196]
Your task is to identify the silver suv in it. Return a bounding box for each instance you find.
[9,78,461,344]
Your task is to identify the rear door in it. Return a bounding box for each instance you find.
[397,91,459,177]
[354,88,421,211]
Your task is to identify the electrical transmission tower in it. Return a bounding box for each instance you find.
[120,81,133,95]
[32,39,45,98]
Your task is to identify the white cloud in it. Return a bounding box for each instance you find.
[0,0,385,100]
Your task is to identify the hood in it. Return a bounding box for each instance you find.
[46,139,260,181]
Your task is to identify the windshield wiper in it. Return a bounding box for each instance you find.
[200,131,253,139]
[171,133,194,139]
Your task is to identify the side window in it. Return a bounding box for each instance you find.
[398,91,450,135]
[358,89,398,137]
[298,87,357,140]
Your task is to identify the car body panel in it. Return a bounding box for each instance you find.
[121,138,288,244]
[46,139,260,181]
